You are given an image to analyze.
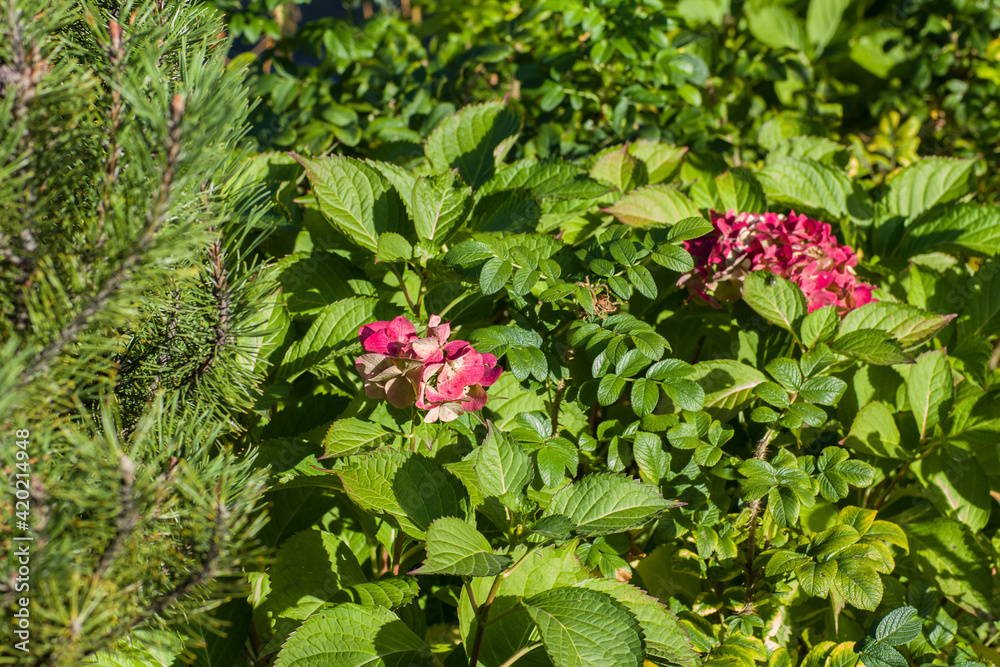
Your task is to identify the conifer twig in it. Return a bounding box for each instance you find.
[93,455,139,579]
[18,94,185,387]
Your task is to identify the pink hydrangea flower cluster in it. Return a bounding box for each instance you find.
[355,315,502,423]
[678,210,876,313]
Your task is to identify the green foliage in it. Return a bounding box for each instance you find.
[10,0,1000,665]
[197,91,1000,667]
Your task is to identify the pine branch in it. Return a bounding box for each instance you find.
[94,17,126,250]
[183,239,233,388]
[17,93,186,388]
[93,454,139,579]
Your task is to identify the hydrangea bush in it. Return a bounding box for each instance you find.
[681,210,876,313]
[210,103,998,667]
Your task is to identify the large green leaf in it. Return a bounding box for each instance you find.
[714,167,767,214]
[838,302,955,349]
[412,517,512,577]
[480,159,612,200]
[412,172,472,244]
[472,188,543,233]
[524,587,644,667]
[829,329,910,366]
[544,473,678,536]
[842,402,909,459]
[337,448,470,539]
[745,5,806,50]
[755,158,852,219]
[873,606,922,644]
[266,529,367,622]
[575,579,698,667]
[689,359,767,421]
[742,272,807,336]
[476,423,533,499]
[590,145,648,192]
[906,349,953,439]
[833,559,882,611]
[277,251,377,318]
[425,102,522,189]
[906,518,993,615]
[459,544,591,667]
[627,140,688,184]
[273,604,432,667]
[294,155,405,252]
[898,204,1000,257]
[912,447,990,532]
[957,258,1000,337]
[806,0,850,52]
[280,297,378,380]
[331,577,421,609]
[884,157,977,219]
[603,185,701,228]
[323,418,392,458]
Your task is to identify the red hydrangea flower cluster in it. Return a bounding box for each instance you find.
[678,210,876,313]
[355,315,502,423]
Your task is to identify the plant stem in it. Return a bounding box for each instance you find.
[467,542,552,666]
[873,439,942,510]
[741,424,780,612]
[391,531,404,576]
[464,578,479,613]
[497,643,542,667]
[389,264,418,315]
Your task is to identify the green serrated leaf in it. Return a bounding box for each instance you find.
[743,272,808,336]
[476,424,534,499]
[834,559,883,610]
[885,158,977,219]
[331,576,421,609]
[280,297,378,380]
[907,349,953,439]
[590,145,648,192]
[267,529,367,622]
[412,172,473,244]
[829,329,911,366]
[323,418,391,458]
[838,302,955,349]
[800,305,840,348]
[544,473,679,536]
[294,154,405,252]
[480,256,513,294]
[376,232,413,263]
[603,184,700,228]
[756,158,852,220]
[524,587,644,667]
[799,376,847,406]
[425,102,522,189]
[575,579,698,667]
[598,375,627,406]
[873,605,922,645]
[413,517,512,577]
[273,604,431,667]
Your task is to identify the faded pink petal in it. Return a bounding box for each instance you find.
[424,402,464,423]
[384,375,417,408]
[410,336,445,363]
[426,315,451,344]
[460,384,488,411]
